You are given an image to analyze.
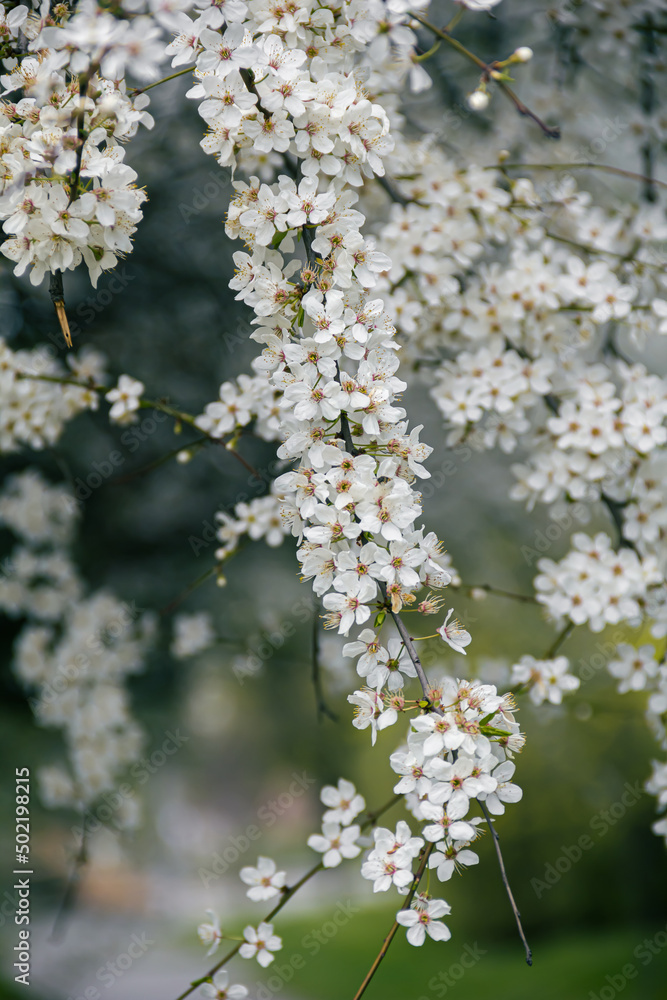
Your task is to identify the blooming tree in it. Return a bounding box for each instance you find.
[1,0,667,994]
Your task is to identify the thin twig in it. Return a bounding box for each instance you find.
[409,12,560,139]
[110,438,209,485]
[49,271,72,348]
[544,621,574,659]
[543,231,666,270]
[637,14,657,203]
[15,372,261,478]
[478,800,532,966]
[496,161,667,190]
[377,174,410,207]
[131,66,194,95]
[173,862,324,1000]
[159,565,220,617]
[387,591,533,968]
[387,600,432,698]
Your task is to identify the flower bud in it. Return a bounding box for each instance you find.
[514,46,533,62]
[468,89,489,111]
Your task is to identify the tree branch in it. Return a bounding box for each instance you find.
[131,66,194,96]
[387,599,432,698]
[352,842,435,1000]
[543,621,574,659]
[496,160,667,190]
[49,270,72,348]
[478,800,532,966]
[410,13,560,139]
[15,372,261,478]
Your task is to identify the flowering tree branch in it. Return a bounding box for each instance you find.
[351,842,436,1000]
[175,794,403,1000]
[409,12,560,138]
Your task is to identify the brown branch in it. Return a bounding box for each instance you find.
[410,13,560,139]
[386,598,432,698]
[387,591,533,967]
[543,621,574,659]
[496,161,667,190]
[352,843,435,1000]
[67,61,101,208]
[159,565,220,617]
[173,861,324,1000]
[131,66,193,96]
[49,271,72,348]
[110,438,209,485]
[15,372,261,478]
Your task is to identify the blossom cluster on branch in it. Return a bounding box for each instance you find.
[1,0,667,994]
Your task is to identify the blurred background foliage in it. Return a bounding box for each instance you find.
[2,1,667,997]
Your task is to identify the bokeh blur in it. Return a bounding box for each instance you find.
[2,2,667,998]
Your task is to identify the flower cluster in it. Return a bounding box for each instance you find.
[171,611,217,659]
[0,0,187,285]
[198,907,282,968]
[173,0,459,663]
[106,374,145,423]
[0,337,103,452]
[511,655,580,707]
[307,778,364,868]
[215,494,286,558]
[194,372,282,442]
[602,641,667,845]
[512,362,667,510]
[354,677,524,944]
[6,0,667,989]
[0,471,155,815]
[534,532,660,633]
